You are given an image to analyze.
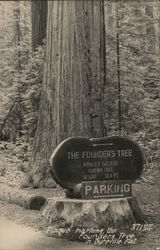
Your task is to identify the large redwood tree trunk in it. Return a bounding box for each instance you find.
[28,1,106,187]
[31,0,48,51]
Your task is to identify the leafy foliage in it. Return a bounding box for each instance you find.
[0,1,45,143]
[20,45,45,140]
[104,1,160,138]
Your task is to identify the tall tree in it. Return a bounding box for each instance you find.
[116,0,121,135]
[31,0,48,51]
[28,1,106,187]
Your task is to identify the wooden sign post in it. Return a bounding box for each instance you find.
[49,136,144,198]
[47,136,145,238]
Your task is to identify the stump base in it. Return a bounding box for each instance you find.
[42,196,145,240]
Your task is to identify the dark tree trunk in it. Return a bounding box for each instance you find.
[116,0,122,135]
[0,184,46,210]
[28,1,106,187]
[31,0,48,51]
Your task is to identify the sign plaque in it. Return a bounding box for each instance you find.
[50,136,144,191]
[81,180,132,199]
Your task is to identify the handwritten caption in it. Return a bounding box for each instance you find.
[47,224,154,246]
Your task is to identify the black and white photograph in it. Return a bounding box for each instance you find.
[0,1,160,250]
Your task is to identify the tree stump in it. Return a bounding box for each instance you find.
[42,197,145,241]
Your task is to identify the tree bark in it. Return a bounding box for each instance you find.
[28,1,106,187]
[116,0,122,135]
[0,184,46,210]
[31,0,48,51]
[42,197,145,241]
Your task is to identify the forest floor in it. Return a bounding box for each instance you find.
[0,140,160,250]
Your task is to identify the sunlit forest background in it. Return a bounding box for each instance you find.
[0,1,159,186]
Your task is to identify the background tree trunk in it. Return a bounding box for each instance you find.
[0,184,46,210]
[31,0,47,51]
[116,0,122,135]
[28,1,106,187]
